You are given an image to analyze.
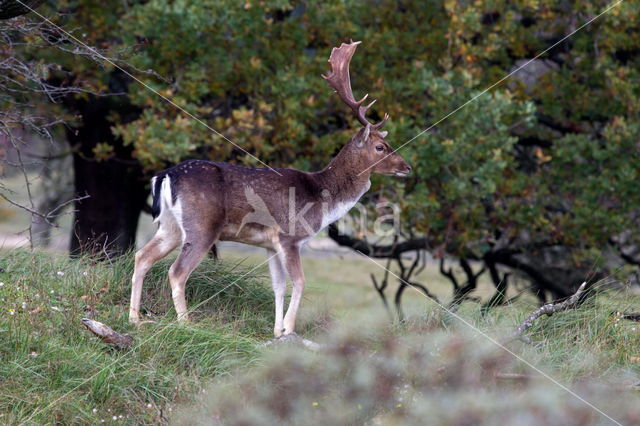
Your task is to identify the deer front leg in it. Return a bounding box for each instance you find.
[267,249,287,337]
[281,245,305,336]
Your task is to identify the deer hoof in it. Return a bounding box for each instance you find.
[129,317,155,328]
[176,313,190,323]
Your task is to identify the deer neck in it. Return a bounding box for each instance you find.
[317,145,372,205]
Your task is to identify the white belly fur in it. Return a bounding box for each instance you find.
[320,180,370,230]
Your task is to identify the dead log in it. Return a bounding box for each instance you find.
[511,281,587,343]
[81,318,134,349]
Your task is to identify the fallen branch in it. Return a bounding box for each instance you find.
[511,281,587,343]
[81,318,133,349]
[622,313,640,322]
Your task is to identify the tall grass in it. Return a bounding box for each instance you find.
[0,250,273,424]
[178,303,640,425]
[1,249,639,424]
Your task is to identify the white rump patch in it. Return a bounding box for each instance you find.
[154,176,175,224]
[154,176,185,241]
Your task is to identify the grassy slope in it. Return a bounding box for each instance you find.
[0,250,274,424]
[1,249,639,424]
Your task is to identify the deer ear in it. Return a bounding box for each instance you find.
[356,124,371,148]
[378,130,388,138]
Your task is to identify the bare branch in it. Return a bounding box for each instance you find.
[393,253,440,322]
[481,261,510,313]
[0,192,42,218]
[403,279,440,305]
[511,281,588,343]
[46,193,89,218]
[447,258,485,309]
[439,257,459,290]
[0,192,89,226]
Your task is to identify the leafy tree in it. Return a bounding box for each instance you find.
[328,0,640,305]
[3,1,639,304]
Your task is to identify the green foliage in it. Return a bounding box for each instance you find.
[0,250,272,423]
[89,0,453,171]
[8,0,639,269]
[35,0,637,265]
[401,70,537,249]
[427,0,640,256]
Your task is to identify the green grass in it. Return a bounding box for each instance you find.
[1,248,639,424]
[178,300,640,425]
[0,250,274,424]
[513,288,640,381]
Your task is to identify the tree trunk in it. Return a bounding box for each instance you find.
[66,92,146,258]
[0,0,45,20]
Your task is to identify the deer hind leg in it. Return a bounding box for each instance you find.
[281,244,305,336]
[267,249,287,337]
[168,226,221,322]
[130,220,181,324]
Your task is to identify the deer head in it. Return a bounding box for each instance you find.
[323,41,412,177]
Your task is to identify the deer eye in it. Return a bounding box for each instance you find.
[375,145,385,152]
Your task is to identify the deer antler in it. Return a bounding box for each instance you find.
[322,41,389,130]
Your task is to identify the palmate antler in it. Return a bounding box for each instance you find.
[322,41,389,130]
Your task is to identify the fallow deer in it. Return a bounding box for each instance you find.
[129,41,412,337]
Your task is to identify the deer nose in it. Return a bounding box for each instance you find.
[404,165,412,173]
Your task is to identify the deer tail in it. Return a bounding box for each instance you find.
[150,173,172,222]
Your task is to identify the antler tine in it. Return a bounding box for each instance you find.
[356,93,369,105]
[373,112,389,130]
[323,41,388,130]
